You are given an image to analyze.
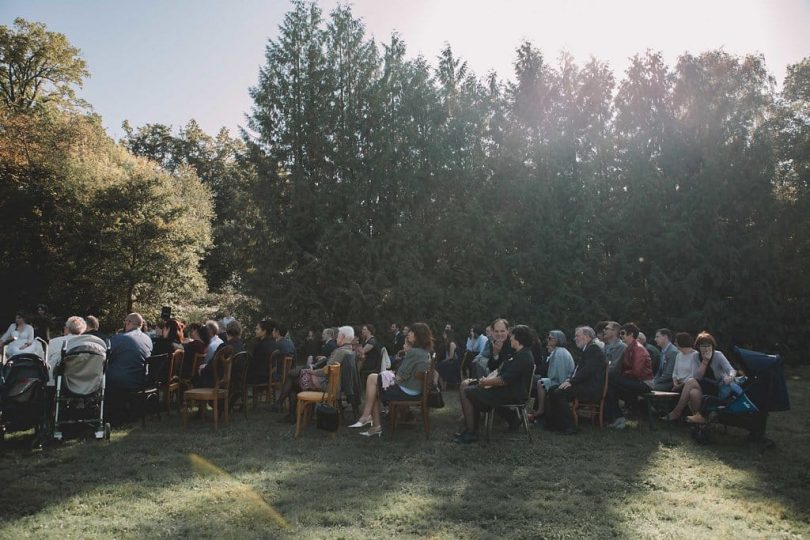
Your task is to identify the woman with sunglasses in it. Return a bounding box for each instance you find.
[528,330,574,424]
[660,331,735,423]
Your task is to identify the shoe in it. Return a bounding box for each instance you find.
[360,427,382,437]
[348,417,372,428]
[686,413,707,424]
[454,431,478,444]
[607,417,626,429]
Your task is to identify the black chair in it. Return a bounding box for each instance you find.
[136,353,169,426]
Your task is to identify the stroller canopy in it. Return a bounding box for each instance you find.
[59,334,108,396]
[734,347,790,413]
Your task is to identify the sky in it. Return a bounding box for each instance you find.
[2,0,809,139]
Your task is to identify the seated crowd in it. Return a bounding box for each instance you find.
[1,307,741,441]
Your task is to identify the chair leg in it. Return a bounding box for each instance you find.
[294,399,304,439]
[520,408,531,442]
[225,394,230,426]
[213,398,219,431]
[422,406,430,438]
[182,397,188,427]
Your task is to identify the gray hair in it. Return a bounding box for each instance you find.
[126,313,144,328]
[575,326,596,340]
[337,325,354,341]
[637,332,647,345]
[322,327,335,340]
[549,330,567,347]
[65,316,87,335]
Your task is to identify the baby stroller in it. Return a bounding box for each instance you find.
[53,335,111,441]
[0,350,51,448]
[692,346,790,447]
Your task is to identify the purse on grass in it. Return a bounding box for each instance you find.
[315,392,339,432]
[428,385,445,409]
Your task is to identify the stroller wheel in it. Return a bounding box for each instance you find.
[104,422,111,440]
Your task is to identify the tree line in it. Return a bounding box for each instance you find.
[1,5,809,362]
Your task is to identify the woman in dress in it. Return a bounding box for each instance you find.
[1,312,36,358]
[349,322,433,437]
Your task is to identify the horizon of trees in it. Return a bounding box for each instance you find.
[2,7,809,362]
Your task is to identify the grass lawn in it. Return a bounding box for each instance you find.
[1,368,809,539]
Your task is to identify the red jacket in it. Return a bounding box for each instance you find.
[622,340,653,381]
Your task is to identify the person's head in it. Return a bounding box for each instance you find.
[37,303,47,315]
[595,321,609,339]
[123,313,144,333]
[205,319,220,338]
[655,328,673,348]
[336,325,355,346]
[196,323,211,345]
[322,327,335,342]
[470,325,483,338]
[85,315,100,331]
[402,325,410,336]
[65,316,86,336]
[492,318,509,343]
[443,328,453,344]
[510,324,535,351]
[15,311,26,325]
[390,323,400,333]
[408,322,434,351]
[675,332,693,349]
[637,332,647,345]
[163,318,185,342]
[602,321,621,343]
[619,323,639,344]
[361,324,375,340]
[694,331,717,359]
[574,326,596,349]
[485,325,493,339]
[226,319,242,339]
[256,319,275,340]
[273,322,288,340]
[547,330,567,350]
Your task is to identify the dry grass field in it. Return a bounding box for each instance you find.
[1,368,808,539]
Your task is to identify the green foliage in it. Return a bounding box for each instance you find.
[0,18,89,111]
[243,2,809,361]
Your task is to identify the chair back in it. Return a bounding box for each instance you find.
[169,349,184,383]
[524,364,537,404]
[212,346,235,390]
[324,363,342,404]
[267,350,282,384]
[418,366,434,408]
[230,351,249,402]
[144,353,170,389]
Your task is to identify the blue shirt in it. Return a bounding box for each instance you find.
[107,329,153,391]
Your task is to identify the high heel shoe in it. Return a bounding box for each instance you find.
[348,417,372,428]
[686,412,707,424]
[360,427,382,437]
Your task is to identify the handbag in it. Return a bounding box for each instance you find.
[428,384,444,409]
[315,391,339,432]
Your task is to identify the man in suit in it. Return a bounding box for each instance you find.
[546,326,607,435]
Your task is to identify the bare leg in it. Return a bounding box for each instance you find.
[667,379,700,418]
[371,395,381,427]
[536,384,547,415]
[459,382,477,432]
[359,374,379,420]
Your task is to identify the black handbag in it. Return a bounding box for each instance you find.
[428,385,444,409]
[315,394,339,432]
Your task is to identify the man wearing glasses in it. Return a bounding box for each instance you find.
[604,322,652,429]
[598,321,626,373]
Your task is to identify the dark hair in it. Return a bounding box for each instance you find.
[675,332,692,348]
[471,325,484,337]
[511,324,535,348]
[257,319,276,335]
[15,311,26,322]
[363,323,375,336]
[694,331,717,349]
[656,328,673,341]
[595,321,609,333]
[409,322,434,351]
[196,324,211,345]
[165,318,185,343]
[620,323,640,339]
[276,323,288,336]
[226,320,241,338]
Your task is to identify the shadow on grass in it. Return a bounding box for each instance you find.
[0,380,807,538]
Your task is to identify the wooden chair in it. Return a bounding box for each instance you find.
[389,367,433,439]
[459,351,475,381]
[270,354,294,404]
[182,346,234,431]
[572,362,610,428]
[294,363,341,439]
[161,348,184,413]
[179,351,205,392]
[228,351,250,420]
[484,365,536,442]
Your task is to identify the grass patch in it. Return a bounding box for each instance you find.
[2,367,809,539]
